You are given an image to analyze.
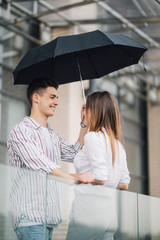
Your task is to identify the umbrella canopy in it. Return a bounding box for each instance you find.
[13,30,147,85]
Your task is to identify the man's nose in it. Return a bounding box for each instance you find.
[55,98,59,105]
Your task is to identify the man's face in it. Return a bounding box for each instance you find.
[35,87,59,117]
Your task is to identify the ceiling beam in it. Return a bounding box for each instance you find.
[37,0,102,18]
[0,17,43,45]
[39,0,89,32]
[10,0,102,30]
[11,2,50,27]
[97,1,160,48]
[49,16,160,27]
[2,50,19,58]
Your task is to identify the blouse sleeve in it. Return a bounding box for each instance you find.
[119,150,131,184]
[84,132,108,181]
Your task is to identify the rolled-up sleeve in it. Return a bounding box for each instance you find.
[84,132,108,181]
[59,135,82,162]
[8,126,60,173]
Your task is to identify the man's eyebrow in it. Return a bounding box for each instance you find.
[50,94,58,98]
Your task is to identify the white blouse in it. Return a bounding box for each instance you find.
[74,129,130,188]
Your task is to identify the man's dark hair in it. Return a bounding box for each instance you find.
[27,77,59,107]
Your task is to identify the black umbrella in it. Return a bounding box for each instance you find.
[13,30,147,87]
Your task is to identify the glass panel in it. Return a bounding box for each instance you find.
[0,164,17,240]
[138,193,160,239]
[0,144,7,164]
[0,164,47,240]
[114,190,138,239]
[46,175,138,240]
[0,93,28,142]
[2,163,160,240]
[49,177,75,239]
[0,164,139,240]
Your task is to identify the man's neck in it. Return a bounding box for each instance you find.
[30,111,48,128]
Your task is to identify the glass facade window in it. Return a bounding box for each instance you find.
[119,82,148,194]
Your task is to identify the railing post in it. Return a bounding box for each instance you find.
[137,193,139,240]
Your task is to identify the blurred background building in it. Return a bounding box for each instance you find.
[0,0,160,199]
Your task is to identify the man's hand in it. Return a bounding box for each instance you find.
[81,104,87,125]
[77,172,95,184]
[77,172,105,185]
[117,182,128,190]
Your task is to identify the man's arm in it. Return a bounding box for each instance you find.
[78,174,129,188]
[78,127,88,146]
[71,173,105,185]
[78,174,129,187]
[60,104,88,162]
[78,104,88,146]
[51,168,75,180]
[51,169,96,184]
[71,172,129,188]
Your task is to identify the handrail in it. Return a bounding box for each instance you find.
[0,163,160,240]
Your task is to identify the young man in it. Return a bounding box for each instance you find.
[7,77,94,240]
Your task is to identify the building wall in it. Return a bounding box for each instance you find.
[148,92,160,198]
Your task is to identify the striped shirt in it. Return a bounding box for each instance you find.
[7,116,81,229]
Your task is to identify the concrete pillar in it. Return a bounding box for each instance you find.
[148,90,160,198]
[48,81,85,173]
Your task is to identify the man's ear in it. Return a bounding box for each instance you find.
[32,93,39,104]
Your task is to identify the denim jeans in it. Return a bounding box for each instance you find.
[15,225,53,240]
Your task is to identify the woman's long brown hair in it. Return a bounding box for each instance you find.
[86,91,122,166]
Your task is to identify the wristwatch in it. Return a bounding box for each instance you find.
[80,121,87,128]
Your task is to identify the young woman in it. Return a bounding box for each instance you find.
[75,91,130,189]
[66,91,130,240]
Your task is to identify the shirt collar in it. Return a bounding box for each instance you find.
[23,116,52,131]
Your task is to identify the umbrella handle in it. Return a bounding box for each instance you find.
[76,54,86,104]
[80,78,86,104]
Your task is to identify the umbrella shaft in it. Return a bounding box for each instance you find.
[76,54,86,103]
[80,78,86,104]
